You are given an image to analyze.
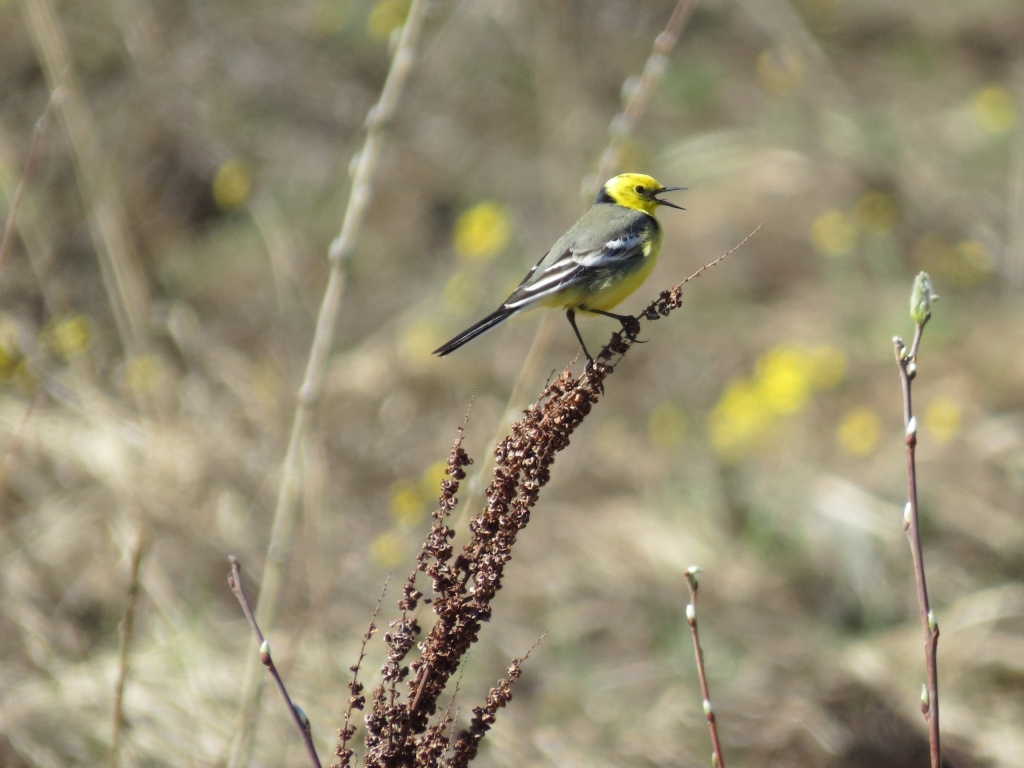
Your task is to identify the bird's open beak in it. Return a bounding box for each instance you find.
[654,186,687,210]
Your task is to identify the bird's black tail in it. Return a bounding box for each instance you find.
[433,305,519,356]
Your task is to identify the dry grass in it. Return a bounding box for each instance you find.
[1,0,1023,767]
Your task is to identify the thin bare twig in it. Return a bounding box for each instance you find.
[442,640,541,768]
[684,567,727,768]
[893,272,941,768]
[594,0,698,186]
[110,526,146,768]
[0,87,58,277]
[228,557,323,768]
[22,0,152,367]
[228,2,430,764]
[336,580,388,768]
[578,224,759,392]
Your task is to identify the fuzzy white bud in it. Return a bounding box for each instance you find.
[910,272,939,324]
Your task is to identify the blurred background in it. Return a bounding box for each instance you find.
[1,0,1023,765]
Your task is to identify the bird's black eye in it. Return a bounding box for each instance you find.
[634,185,645,194]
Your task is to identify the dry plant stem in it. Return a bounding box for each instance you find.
[0,390,42,504]
[335,231,754,768]
[1007,129,1024,290]
[336,584,388,766]
[228,557,323,768]
[0,87,57,276]
[454,313,556,533]
[110,526,146,768]
[22,0,152,366]
[685,569,727,768]
[594,0,697,184]
[229,2,429,764]
[894,323,940,768]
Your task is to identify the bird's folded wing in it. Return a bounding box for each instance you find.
[572,232,647,268]
[502,233,646,310]
[503,251,585,309]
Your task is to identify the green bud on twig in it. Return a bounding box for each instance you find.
[910,272,939,325]
[293,703,310,732]
[893,336,906,360]
[685,565,702,591]
[260,639,272,667]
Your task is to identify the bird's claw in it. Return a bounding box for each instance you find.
[618,315,643,343]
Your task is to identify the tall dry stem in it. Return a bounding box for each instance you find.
[227,2,431,765]
[335,232,750,768]
[22,0,153,373]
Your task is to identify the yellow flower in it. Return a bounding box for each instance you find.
[807,344,847,391]
[400,319,442,365]
[955,240,994,285]
[855,191,896,235]
[0,316,25,380]
[810,209,856,257]
[710,344,850,463]
[837,407,881,456]
[453,202,512,263]
[708,378,771,462]
[756,45,805,95]
[924,396,961,445]
[420,460,450,498]
[124,355,162,396]
[756,346,813,416]
[367,0,409,41]
[389,480,424,526]
[970,85,1016,135]
[388,462,448,530]
[914,233,992,286]
[47,314,92,361]
[212,159,251,211]
[369,530,406,568]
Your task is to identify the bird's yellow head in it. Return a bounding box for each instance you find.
[597,173,686,216]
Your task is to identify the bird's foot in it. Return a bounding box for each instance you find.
[617,315,644,343]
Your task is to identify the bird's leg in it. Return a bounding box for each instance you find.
[566,309,595,366]
[566,309,605,394]
[581,307,644,342]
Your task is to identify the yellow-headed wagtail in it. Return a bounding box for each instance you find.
[433,172,685,365]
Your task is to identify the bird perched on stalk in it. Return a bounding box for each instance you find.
[433,172,685,365]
